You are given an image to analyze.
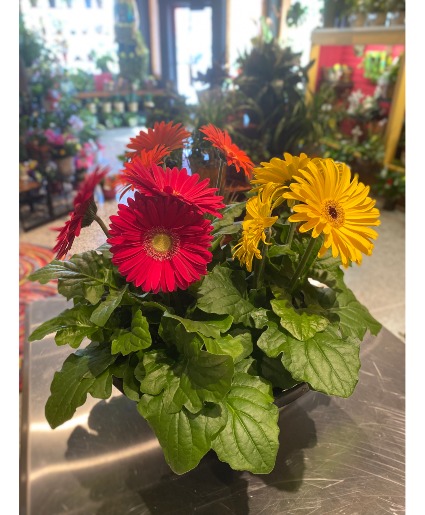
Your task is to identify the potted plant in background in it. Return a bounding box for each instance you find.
[45,129,80,178]
[365,0,388,26]
[29,121,382,476]
[346,0,368,27]
[388,0,405,25]
[373,167,405,210]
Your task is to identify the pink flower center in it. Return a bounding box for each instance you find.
[143,228,180,261]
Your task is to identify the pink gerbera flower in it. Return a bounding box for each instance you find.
[119,160,225,217]
[53,166,109,259]
[107,194,213,293]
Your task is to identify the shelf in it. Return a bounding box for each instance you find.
[311,26,405,46]
[76,89,166,100]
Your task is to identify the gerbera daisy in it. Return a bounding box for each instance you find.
[233,184,278,272]
[53,166,109,259]
[108,194,213,293]
[126,121,191,159]
[283,158,381,267]
[251,153,311,202]
[118,161,225,218]
[199,124,254,177]
[118,144,169,199]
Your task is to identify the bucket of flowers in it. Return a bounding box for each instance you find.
[44,129,81,178]
[29,121,382,475]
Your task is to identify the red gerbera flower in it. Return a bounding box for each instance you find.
[126,121,191,159]
[118,144,169,199]
[53,166,109,259]
[107,193,213,293]
[118,160,225,218]
[199,124,254,177]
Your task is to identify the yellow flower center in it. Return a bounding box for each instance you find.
[151,233,172,253]
[143,228,179,261]
[322,200,345,228]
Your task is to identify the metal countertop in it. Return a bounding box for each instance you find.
[20,297,405,514]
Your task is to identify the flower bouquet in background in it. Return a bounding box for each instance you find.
[44,129,81,159]
[29,121,382,475]
[101,173,120,200]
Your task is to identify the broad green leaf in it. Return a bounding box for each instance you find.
[281,327,360,397]
[89,368,113,399]
[257,321,287,358]
[203,332,253,363]
[163,312,233,339]
[212,202,245,233]
[213,222,242,236]
[332,289,382,340]
[138,394,227,474]
[123,355,142,401]
[270,299,329,341]
[234,357,258,374]
[90,286,128,327]
[250,308,269,329]
[29,305,98,348]
[260,355,298,390]
[111,309,152,356]
[45,343,116,428]
[29,251,118,305]
[211,372,279,474]
[197,266,254,326]
[163,343,234,414]
[139,350,174,395]
[268,244,296,258]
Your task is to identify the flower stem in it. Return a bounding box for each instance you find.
[254,229,270,290]
[94,215,110,238]
[216,159,226,197]
[288,236,316,293]
[285,222,296,247]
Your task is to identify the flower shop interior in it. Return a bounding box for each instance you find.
[15,0,413,513]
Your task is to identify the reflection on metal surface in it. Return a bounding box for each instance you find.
[30,439,160,482]
[20,298,405,515]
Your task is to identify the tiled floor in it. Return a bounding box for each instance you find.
[19,128,406,343]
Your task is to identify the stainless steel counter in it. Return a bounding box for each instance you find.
[20,297,405,514]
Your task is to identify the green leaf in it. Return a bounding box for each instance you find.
[203,332,253,363]
[163,341,234,414]
[250,308,269,329]
[260,355,298,390]
[138,394,227,475]
[89,368,113,399]
[163,312,233,339]
[257,321,287,358]
[213,222,242,236]
[45,343,116,428]
[122,355,142,401]
[90,286,127,327]
[212,202,245,233]
[111,309,152,356]
[281,327,360,397]
[332,288,382,340]
[270,299,329,341]
[197,266,254,326]
[28,251,118,304]
[29,305,98,348]
[211,372,279,474]
[268,244,296,258]
[139,350,174,395]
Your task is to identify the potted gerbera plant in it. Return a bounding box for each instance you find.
[29,121,382,475]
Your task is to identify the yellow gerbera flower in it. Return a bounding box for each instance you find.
[251,152,312,204]
[233,185,278,272]
[283,158,381,268]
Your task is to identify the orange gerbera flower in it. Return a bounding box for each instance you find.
[126,121,191,159]
[199,124,254,177]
